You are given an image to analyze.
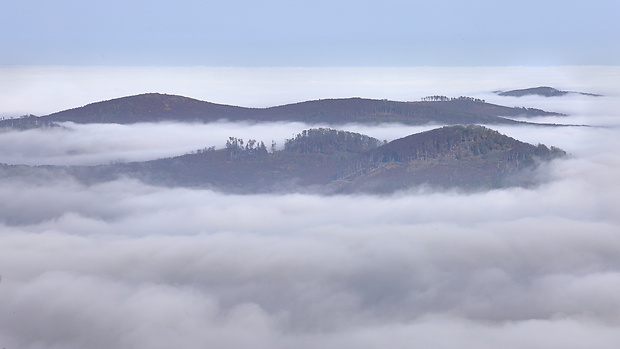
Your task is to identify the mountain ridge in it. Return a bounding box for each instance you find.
[0,93,566,129]
[50,125,566,194]
[495,86,602,97]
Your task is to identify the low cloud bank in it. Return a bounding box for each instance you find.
[1,129,619,347]
[2,66,617,116]
[0,121,440,166]
[1,67,619,348]
[0,121,310,166]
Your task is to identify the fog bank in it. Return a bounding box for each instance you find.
[0,121,441,166]
[1,122,619,348]
[1,144,619,347]
[1,66,619,348]
[1,66,617,117]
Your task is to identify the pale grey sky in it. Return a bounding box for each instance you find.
[1,0,619,66]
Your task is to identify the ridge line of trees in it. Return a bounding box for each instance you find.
[284,128,383,154]
[421,96,486,103]
[225,137,268,160]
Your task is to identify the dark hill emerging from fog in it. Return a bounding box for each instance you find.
[1,93,565,129]
[53,125,565,194]
[496,86,602,97]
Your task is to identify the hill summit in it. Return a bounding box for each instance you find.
[496,86,602,97]
[54,125,566,193]
[1,93,566,129]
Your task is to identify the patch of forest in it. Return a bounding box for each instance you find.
[41,125,567,194]
[0,93,567,129]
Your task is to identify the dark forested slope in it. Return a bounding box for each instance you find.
[496,86,602,97]
[335,125,565,192]
[1,93,564,128]
[56,125,565,193]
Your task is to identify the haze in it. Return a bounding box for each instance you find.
[0,66,619,348]
[2,66,618,117]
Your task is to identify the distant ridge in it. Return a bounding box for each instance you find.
[0,93,566,129]
[495,86,602,97]
[45,93,250,124]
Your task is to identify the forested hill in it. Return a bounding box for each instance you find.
[496,86,603,97]
[367,124,562,162]
[3,93,564,128]
[244,96,561,124]
[52,125,566,194]
[44,93,250,124]
[334,125,566,192]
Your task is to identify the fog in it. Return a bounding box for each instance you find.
[0,121,441,166]
[1,66,617,116]
[1,66,619,348]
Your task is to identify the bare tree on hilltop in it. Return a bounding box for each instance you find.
[421,96,485,103]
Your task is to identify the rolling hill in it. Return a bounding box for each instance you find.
[52,125,566,194]
[495,86,602,97]
[1,93,565,129]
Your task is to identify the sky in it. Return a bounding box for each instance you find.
[1,0,619,66]
[1,0,618,116]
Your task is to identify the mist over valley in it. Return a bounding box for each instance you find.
[1,66,619,348]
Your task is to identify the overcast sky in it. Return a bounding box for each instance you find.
[2,65,618,117]
[2,0,619,66]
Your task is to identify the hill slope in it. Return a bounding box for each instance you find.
[1,93,565,128]
[44,93,252,124]
[334,125,565,192]
[58,125,566,193]
[496,86,602,97]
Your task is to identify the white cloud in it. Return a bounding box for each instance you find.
[0,66,619,348]
[1,66,618,116]
[0,121,304,166]
[1,132,619,346]
[0,121,445,166]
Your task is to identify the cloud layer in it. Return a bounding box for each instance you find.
[1,66,619,348]
[1,66,617,116]
[1,150,619,348]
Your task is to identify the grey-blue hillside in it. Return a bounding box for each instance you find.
[1,93,565,129]
[21,125,567,195]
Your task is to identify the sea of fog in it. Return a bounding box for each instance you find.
[1,66,619,349]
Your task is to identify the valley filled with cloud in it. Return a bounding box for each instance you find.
[1,66,619,348]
